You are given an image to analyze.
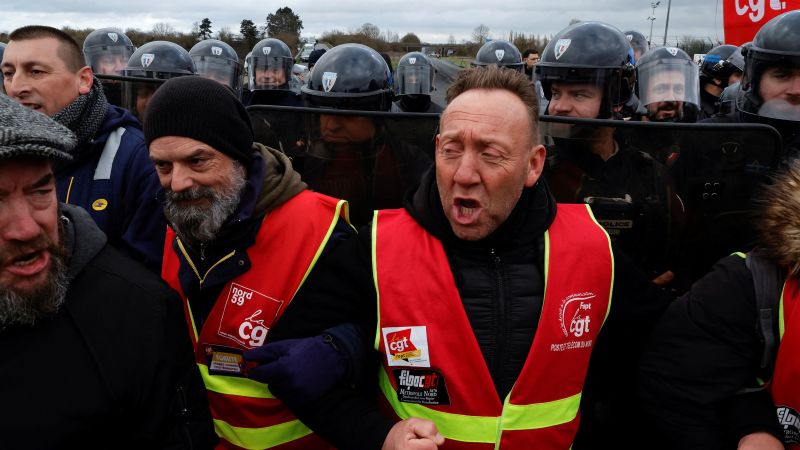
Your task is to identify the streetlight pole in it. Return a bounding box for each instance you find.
[648,1,660,46]
[663,0,672,46]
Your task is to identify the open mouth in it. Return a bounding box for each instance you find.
[452,198,482,225]
[5,250,49,277]
[22,103,42,111]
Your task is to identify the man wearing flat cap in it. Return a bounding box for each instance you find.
[146,76,353,449]
[0,95,214,448]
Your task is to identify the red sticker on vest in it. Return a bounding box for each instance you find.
[217,283,284,349]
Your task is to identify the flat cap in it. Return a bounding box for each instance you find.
[0,95,75,161]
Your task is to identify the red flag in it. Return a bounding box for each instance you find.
[724,0,800,45]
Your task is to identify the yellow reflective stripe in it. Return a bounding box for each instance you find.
[372,211,382,351]
[292,199,348,300]
[198,363,275,399]
[186,299,199,341]
[584,204,615,325]
[214,417,312,450]
[732,252,747,259]
[379,369,498,443]
[500,391,581,430]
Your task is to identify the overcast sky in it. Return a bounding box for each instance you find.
[1,0,727,45]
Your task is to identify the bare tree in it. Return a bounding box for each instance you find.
[151,22,176,39]
[359,22,381,41]
[568,18,582,26]
[447,34,456,45]
[472,24,490,45]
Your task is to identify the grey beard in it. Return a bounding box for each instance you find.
[0,253,69,328]
[163,163,247,244]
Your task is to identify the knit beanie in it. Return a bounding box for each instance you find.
[0,95,75,161]
[144,76,254,165]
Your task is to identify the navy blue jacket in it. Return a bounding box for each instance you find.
[55,104,165,272]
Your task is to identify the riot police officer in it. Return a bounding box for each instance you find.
[247,38,302,107]
[83,28,136,105]
[122,41,196,120]
[624,30,649,62]
[536,21,677,281]
[300,43,431,224]
[83,28,135,75]
[472,39,525,71]
[698,44,742,118]
[710,11,800,157]
[391,51,442,113]
[636,46,700,123]
[717,42,750,114]
[189,39,241,94]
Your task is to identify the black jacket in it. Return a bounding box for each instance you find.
[637,254,784,449]
[0,204,215,449]
[268,167,673,449]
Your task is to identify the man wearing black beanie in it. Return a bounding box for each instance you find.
[145,75,354,449]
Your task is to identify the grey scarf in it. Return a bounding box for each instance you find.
[52,76,109,157]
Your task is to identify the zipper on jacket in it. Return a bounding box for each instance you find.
[490,247,507,389]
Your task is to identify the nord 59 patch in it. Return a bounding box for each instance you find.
[392,368,450,405]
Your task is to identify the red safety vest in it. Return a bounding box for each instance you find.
[371,204,614,449]
[772,275,800,449]
[162,190,347,450]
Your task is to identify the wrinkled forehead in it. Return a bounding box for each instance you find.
[3,37,64,67]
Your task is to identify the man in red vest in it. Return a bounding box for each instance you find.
[144,76,353,449]
[244,66,673,449]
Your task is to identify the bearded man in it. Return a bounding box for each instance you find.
[145,76,353,449]
[0,95,214,448]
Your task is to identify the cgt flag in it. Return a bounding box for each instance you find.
[724,0,800,45]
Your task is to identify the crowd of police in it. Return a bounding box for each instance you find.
[1,8,800,450]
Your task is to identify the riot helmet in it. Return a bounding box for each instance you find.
[623,30,648,62]
[700,44,741,89]
[738,10,800,123]
[249,38,294,91]
[536,21,636,118]
[635,46,700,122]
[301,43,393,111]
[472,40,524,72]
[83,28,135,75]
[190,39,241,93]
[123,41,195,79]
[122,41,196,120]
[395,52,435,96]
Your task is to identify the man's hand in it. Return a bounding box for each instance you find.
[382,418,444,450]
[738,432,784,450]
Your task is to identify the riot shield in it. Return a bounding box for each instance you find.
[540,116,782,290]
[96,74,165,120]
[248,106,439,225]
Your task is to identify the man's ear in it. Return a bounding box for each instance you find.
[525,144,547,187]
[77,66,93,95]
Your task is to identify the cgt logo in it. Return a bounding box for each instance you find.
[238,310,268,347]
[382,326,430,367]
[559,292,596,338]
[387,329,419,358]
[734,0,787,22]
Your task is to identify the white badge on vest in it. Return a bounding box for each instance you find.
[382,326,430,367]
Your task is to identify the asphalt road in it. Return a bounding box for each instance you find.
[430,58,463,109]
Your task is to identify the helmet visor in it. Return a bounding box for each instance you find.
[86,46,134,75]
[637,60,699,108]
[193,57,242,92]
[396,65,432,95]
[738,62,800,122]
[250,56,294,91]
